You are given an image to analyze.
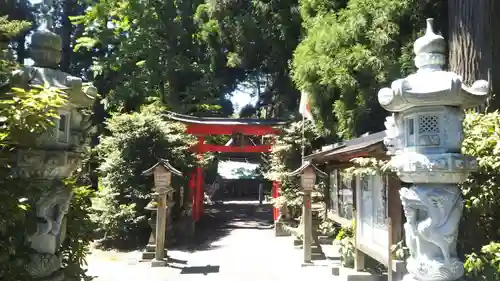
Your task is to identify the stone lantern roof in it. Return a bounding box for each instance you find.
[377,18,489,112]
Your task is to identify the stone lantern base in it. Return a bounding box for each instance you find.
[142,214,158,261]
[274,221,289,237]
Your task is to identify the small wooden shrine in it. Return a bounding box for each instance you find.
[305,131,405,275]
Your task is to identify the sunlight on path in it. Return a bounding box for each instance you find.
[86,201,333,281]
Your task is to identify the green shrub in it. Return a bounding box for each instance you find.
[93,103,200,249]
[61,181,96,281]
[459,111,500,280]
[264,121,321,221]
[460,111,500,255]
[464,242,500,281]
[339,236,355,268]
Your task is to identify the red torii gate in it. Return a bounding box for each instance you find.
[166,111,286,223]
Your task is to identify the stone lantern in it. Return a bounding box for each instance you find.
[378,19,488,281]
[7,1,97,280]
[142,158,183,267]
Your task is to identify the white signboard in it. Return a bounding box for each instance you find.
[356,173,390,265]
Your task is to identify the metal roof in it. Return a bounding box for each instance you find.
[164,111,289,126]
[305,131,387,162]
[288,161,328,178]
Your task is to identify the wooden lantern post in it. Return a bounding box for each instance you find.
[289,161,326,265]
[142,159,183,267]
[300,165,316,264]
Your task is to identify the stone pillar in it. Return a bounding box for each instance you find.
[151,188,167,267]
[378,19,488,281]
[258,183,263,204]
[303,190,312,264]
[142,206,157,260]
[273,181,288,236]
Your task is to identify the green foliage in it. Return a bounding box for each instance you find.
[0,72,93,280]
[291,0,444,138]
[93,103,200,248]
[195,0,303,117]
[61,182,96,281]
[464,242,500,281]
[73,0,236,116]
[337,222,355,268]
[391,240,409,261]
[0,176,95,281]
[0,175,42,280]
[231,167,260,179]
[342,157,390,178]
[317,213,339,237]
[0,15,31,86]
[460,111,500,256]
[263,120,321,216]
[0,86,67,147]
[0,15,31,40]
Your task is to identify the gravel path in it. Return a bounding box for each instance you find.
[86,200,334,281]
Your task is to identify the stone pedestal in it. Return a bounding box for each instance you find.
[378,18,488,281]
[142,211,157,261]
[274,221,289,237]
[151,259,167,267]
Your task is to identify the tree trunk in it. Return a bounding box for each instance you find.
[60,0,75,73]
[448,0,500,111]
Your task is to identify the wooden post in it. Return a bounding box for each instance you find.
[151,188,167,267]
[388,217,393,281]
[196,136,204,220]
[353,209,366,271]
[196,166,203,219]
[190,171,197,221]
[272,181,280,221]
[258,183,263,205]
[303,190,313,264]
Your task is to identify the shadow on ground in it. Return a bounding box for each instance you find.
[173,201,273,252]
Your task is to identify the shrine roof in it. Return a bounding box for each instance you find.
[164,111,289,126]
[141,158,183,177]
[288,161,328,178]
[305,131,387,163]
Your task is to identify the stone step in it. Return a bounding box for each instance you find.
[318,235,334,245]
[141,252,155,260]
[331,266,381,281]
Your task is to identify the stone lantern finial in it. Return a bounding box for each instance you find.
[413,18,446,71]
[30,0,62,68]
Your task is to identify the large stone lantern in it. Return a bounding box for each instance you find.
[7,2,97,280]
[378,19,488,281]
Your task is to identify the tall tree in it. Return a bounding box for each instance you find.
[195,0,303,118]
[73,0,238,116]
[448,0,500,111]
[291,0,446,139]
